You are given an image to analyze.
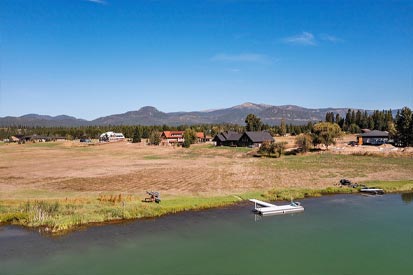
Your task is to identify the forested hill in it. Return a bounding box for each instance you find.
[0,103,398,127]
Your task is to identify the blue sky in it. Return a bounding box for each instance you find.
[1,0,412,119]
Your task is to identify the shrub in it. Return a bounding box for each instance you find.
[258,141,287,158]
[295,134,313,153]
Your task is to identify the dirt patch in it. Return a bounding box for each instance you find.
[1,140,412,199]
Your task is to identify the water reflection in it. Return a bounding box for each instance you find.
[401,193,413,204]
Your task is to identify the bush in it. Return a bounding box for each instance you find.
[183,128,197,148]
[258,141,287,158]
[295,134,313,153]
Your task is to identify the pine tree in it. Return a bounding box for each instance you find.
[351,110,356,125]
[356,110,362,126]
[183,128,197,148]
[395,107,413,146]
[132,127,141,143]
[280,118,287,136]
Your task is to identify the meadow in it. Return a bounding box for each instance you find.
[0,140,412,233]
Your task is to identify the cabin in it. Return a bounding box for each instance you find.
[238,131,274,147]
[99,131,125,142]
[213,131,242,147]
[357,130,389,145]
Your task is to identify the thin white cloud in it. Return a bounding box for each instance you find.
[282,32,316,46]
[320,34,344,43]
[228,68,241,73]
[211,53,270,64]
[86,0,106,4]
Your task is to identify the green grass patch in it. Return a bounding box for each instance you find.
[205,144,253,153]
[25,142,61,148]
[257,153,413,179]
[264,186,358,201]
[265,180,413,201]
[360,180,413,192]
[143,155,163,160]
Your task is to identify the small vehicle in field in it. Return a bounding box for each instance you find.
[143,191,161,203]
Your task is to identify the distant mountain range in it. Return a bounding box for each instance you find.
[0,103,397,127]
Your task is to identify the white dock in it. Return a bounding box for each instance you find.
[249,199,304,215]
[360,188,384,195]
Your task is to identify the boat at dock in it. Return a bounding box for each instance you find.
[249,199,304,215]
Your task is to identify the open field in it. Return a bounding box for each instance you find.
[1,139,412,232]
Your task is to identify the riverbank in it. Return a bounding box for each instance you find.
[1,180,413,234]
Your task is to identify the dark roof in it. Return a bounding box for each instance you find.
[242,131,274,143]
[213,131,242,142]
[25,135,52,140]
[222,131,242,141]
[213,133,226,142]
[358,130,389,137]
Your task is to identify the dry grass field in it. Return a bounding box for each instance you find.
[1,138,412,200]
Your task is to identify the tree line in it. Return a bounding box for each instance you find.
[2,106,412,147]
[325,109,394,134]
[325,107,413,146]
[0,122,312,141]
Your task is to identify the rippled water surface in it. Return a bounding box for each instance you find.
[1,194,413,275]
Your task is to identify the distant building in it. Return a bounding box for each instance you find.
[22,135,52,142]
[161,130,206,145]
[99,131,125,142]
[238,131,274,147]
[9,136,21,142]
[161,131,185,144]
[213,131,274,147]
[213,131,242,147]
[196,132,205,143]
[357,130,389,145]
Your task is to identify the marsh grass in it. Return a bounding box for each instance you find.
[0,193,254,233]
[361,180,413,192]
[265,186,359,201]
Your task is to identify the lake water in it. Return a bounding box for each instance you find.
[1,194,413,275]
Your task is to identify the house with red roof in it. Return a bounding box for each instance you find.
[161,131,206,145]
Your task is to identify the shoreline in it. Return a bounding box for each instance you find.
[1,180,413,236]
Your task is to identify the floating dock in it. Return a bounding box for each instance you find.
[360,188,384,195]
[249,199,304,215]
